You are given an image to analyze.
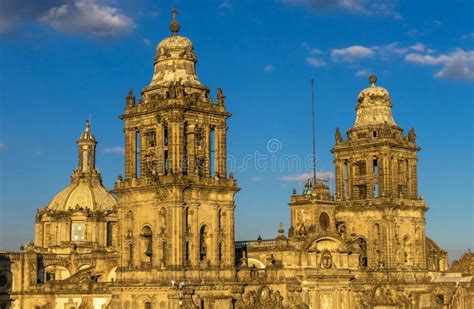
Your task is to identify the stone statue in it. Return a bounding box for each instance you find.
[335,127,343,144]
[217,88,225,106]
[408,128,416,143]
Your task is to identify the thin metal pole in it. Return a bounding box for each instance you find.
[311,79,317,184]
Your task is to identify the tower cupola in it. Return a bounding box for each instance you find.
[354,75,397,128]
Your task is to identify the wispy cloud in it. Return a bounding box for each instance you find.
[305,57,327,67]
[461,32,474,40]
[405,50,474,81]
[355,69,373,77]
[1,0,135,38]
[284,0,400,19]
[331,45,375,62]
[219,0,232,9]
[279,171,334,182]
[102,146,125,154]
[143,38,152,46]
[263,64,275,73]
[0,143,5,150]
[251,175,264,183]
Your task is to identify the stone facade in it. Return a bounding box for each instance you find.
[0,9,472,309]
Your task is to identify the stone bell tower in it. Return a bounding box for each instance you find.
[332,76,428,271]
[114,9,239,281]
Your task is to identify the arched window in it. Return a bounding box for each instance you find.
[199,225,209,261]
[357,237,368,268]
[141,226,153,263]
[218,242,224,263]
[106,222,114,246]
[184,241,190,264]
[144,301,152,309]
[319,212,330,232]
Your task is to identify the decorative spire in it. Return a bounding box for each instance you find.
[84,119,90,133]
[368,75,377,87]
[169,8,180,35]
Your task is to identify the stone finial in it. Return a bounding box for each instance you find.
[368,75,377,86]
[170,8,181,35]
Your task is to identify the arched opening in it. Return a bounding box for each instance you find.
[106,222,114,246]
[218,242,224,263]
[144,301,152,309]
[319,212,330,233]
[140,226,153,265]
[199,225,210,262]
[356,237,368,268]
[184,241,190,265]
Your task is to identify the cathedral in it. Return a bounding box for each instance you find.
[0,10,472,309]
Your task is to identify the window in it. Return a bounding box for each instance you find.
[163,125,168,146]
[71,222,85,241]
[144,302,152,309]
[319,212,330,232]
[106,222,113,246]
[357,161,366,175]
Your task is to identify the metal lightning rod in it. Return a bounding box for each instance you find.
[311,79,317,185]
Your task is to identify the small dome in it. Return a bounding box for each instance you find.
[157,35,192,51]
[354,76,397,127]
[78,120,95,142]
[47,179,117,211]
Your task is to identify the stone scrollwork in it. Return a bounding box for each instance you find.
[241,286,284,308]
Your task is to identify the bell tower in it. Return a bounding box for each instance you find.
[332,76,428,271]
[114,9,238,281]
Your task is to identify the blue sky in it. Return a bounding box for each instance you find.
[0,0,472,261]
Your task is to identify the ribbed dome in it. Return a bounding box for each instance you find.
[149,34,202,87]
[354,76,397,127]
[47,179,117,211]
[79,120,95,141]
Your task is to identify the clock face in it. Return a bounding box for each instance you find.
[71,222,86,241]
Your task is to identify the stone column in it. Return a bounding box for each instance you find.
[204,125,211,177]
[187,124,196,176]
[335,160,345,201]
[125,128,137,180]
[215,124,227,177]
[226,204,235,267]
[156,124,164,176]
[347,160,353,200]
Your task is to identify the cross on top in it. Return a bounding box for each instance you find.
[169,8,180,34]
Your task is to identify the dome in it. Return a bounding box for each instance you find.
[354,75,397,127]
[47,179,117,211]
[78,120,95,141]
[157,35,192,50]
[148,9,202,88]
[46,120,117,212]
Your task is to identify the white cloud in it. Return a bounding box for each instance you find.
[355,69,373,77]
[461,32,474,40]
[305,57,327,67]
[309,48,323,55]
[251,175,264,183]
[263,64,275,73]
[39,1,135,38]
[219,0,233,9]
[284,0,400,19]
[143,38,152,46]
[102,146,125,154]
[0,0,134,38]
[279,171,334,182]
[405,50,474,81]
[331,45,375,62]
